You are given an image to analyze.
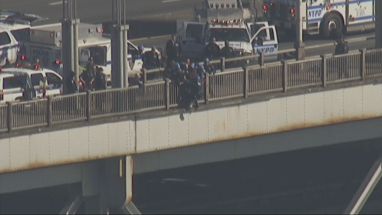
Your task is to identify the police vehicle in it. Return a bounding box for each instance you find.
[20,23,155,85]
[262,0,375,39]
[0,66,37,103]
[0,12,47,67]
[1,63,63,100]
[177,0,279,60]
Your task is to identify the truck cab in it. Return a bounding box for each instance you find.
[178,0,278,60]
[178,19,278,60]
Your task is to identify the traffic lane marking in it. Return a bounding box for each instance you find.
[162,0,183,3]
[49,1,64,6]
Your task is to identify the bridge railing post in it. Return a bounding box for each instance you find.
[321,55,327,88]
[86,90,91,121]
[360,49,366,81]
[220,57,226,72]
[6,101,12,133]
[243,67,249,98]
[47,96,52,127]
[258,52,265,66]
[204,73,210,105]
[164,78,170,110]
[142,69,147,84]
[282,61,288,93]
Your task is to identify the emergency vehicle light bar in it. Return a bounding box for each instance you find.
[211,19,242,24]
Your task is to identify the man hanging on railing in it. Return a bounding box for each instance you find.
[182,63,200,111]
[334,35,349,79]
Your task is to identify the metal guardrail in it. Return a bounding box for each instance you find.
[1,48,382,134]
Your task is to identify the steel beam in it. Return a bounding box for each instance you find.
[62,0,80,93]
[294,0,305,60]
[376,0,382,48]
[111,0,129,89]
[343,157,382,214]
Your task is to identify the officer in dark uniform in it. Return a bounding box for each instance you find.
[64,70,78,95]
[80,57,96,91]
[143,46,160,70]
[94,67,107,91]
[94,67,107,111]
[334,36,349,79]
[220,40,234,59]
[165,34,182,66]
[203,37,221,60]
[220,40,235,68]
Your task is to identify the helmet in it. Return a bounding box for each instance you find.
[138,45,144,51]
[204,58,210,63]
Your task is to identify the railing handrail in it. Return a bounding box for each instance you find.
[1,47,382,134]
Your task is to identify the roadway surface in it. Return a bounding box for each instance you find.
[1,0,376,49]
[1,138,382,214]
[0,0,205,24]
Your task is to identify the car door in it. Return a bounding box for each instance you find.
[45,71,62,96]
[1,76,23,102]
[127,41,143,71]
[0,31,16,66]
[246,21,270,40]
[180,22,204,58]
[251,26,279,59]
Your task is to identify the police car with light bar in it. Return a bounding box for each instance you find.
[178,0,279,60]
[0,63,63,103]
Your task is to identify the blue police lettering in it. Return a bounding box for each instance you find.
[256,46,275,54]
[309,9,322,18]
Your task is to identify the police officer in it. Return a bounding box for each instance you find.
[65,70,78,95]
[94,67,107,91]
[204,37,221,60]
[220,40,234,59]
[143,46,160,70]
[203,58,216,75]
[220,40,235,68]
[80,57,96,91]
[166,34,182,66]
[334,36,349,79]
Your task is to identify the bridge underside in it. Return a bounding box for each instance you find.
[134,116,382,174]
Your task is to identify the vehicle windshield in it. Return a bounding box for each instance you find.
[207,28,250,43]
[11,28,30,42]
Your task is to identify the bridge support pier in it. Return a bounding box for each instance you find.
[80,156,136,214]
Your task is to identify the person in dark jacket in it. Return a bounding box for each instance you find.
[203,37,221,60]
[64,70,78,95]
[334,36,349,79]
[94,67,107,91]
[165,34,182,66]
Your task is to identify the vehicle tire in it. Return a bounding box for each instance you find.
[320,13,343,39]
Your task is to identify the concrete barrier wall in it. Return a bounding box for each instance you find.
[2,83,382,173]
